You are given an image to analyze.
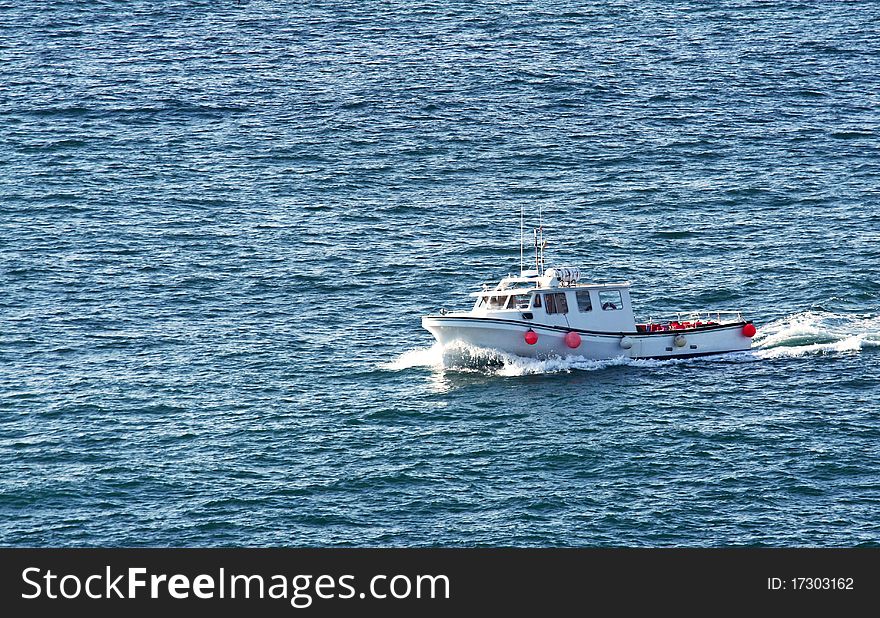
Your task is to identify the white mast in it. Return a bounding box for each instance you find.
[534,203,545,275]
[520,205,524,276]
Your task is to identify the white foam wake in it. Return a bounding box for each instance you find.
[379,344,446,371]
[381,311,879,376]
[754,311,880,359]
[379,341,628,376]
[380,341,714,377]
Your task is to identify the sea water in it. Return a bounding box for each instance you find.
[1,1,879,546]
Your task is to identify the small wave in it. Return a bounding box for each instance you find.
[379,344,445,371]
[754,311,880,358]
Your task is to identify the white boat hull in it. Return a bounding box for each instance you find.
[422,315,753,360]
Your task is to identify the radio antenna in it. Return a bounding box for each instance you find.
[537,203,545,275]
[519,205,524,276]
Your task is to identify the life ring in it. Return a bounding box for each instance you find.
[602,302,617,310]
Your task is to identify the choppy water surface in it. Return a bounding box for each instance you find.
[1,1,879,546]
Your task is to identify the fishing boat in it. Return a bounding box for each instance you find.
[421,221,756,360]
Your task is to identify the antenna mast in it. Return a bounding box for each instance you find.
[534,204,546,276]
[519,205,524,276]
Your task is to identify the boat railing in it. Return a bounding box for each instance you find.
[643,310,744,325]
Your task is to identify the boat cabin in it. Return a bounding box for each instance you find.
[469,269,637,332]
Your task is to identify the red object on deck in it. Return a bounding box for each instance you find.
[742,323,757,338]
[525,329,538,345]
[564,331,582,349]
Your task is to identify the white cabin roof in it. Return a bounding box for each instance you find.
[467,269,631,297]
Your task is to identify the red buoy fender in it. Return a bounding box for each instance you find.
[564,331,581,349]
[742,323,757,338]
[525,329,538,345]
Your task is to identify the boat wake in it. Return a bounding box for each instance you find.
[382,312,879,377]
[753,311,880,359]
[380,341,632,376]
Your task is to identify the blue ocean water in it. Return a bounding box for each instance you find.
[2,0,879,546]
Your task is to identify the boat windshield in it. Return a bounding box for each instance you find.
[478,293,532,310]
[486,296,507,309]
[509,294,530,309]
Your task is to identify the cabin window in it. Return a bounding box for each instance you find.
[476,296,487,308]
[543,292,569,315]
[556,292,569,314]
[511,294,530,309]
[599,290,623,311]
[532,293,542,308]
[576,290,593,312]
[487,296,506,309]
